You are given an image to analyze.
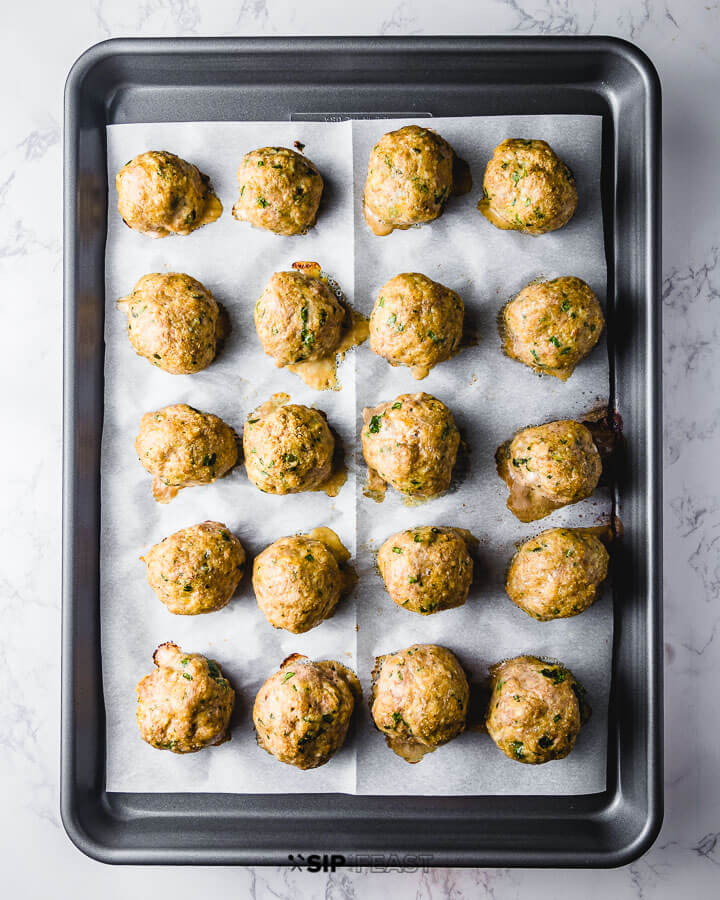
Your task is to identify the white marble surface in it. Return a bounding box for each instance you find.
[1,0,718,896]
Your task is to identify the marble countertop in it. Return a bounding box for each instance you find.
[2,0,718,896]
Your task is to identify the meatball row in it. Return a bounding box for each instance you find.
[117,130,577,240]
[117,267,602,385]
[142,518,608,626]
[133,398,605,527]
[138,644,591,769]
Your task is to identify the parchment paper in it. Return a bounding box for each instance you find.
[352,117,610,795]
[102,121,357,793]
[101,115,610,796]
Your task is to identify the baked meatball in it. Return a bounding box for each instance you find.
[117,272,221,374]
[136,642,235,753]
[362,393,460,500]
[369,273,464,379]
[143,521,246,615]
[253,654,361,769]
[363,126,457,235]
[253,527,355,633]
[232,146,323,235]
[135,404,238,503]
[254,266,345,366]
[506,528,609,621]
[116,150,222,237]
[243,397,338,495]
[479,139,577,235]
[371,644,469,763]
[377,526,474,615]
[486,655,590,764]
[502,277,604,380]
[496,419,601,522]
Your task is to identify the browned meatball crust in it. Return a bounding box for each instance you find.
[253,654,361,769]
[479,139,577,235]
[506,528,609,621]
[136,642,235,753]
[371,644,469,763]
[253,528,355,633]
[362,393,460,500]
[232,147,323,235]
[486,655,590,764]
[116,150,222,237]
[254,268,345,366]
[363,126,457,235]
[243,397,337,495]
[369,273,464,379]
[502,277,604,380]
[135,404,238,503]
[377,526,474,615]
[117,272,220,374]
[143,521,246,615]
[496,419,601,522]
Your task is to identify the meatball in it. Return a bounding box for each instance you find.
[369,273,464,379]
[117,272,220,374]
[362,393,460,500]
[136,642,235,753]
[135,404,238,503]
[371,644,469,763]
[116,150,222,238]
[143,521,246,615]
[502,277,604,380]
[253,527,355,633]
[496,419,601,522]
[254,266,345,366]
[243,397,337,495]
[253,654,361,769]
[506,528,609,621]
[479,139,577,235]
[486,655,590,764]
[363,125,457,235]
[377,526,474,615]
[232,146,323,235]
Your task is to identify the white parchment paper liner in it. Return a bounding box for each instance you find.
[102,115,609,795]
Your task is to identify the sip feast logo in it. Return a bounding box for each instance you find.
[288,852,433,872]
[288,853,345,872]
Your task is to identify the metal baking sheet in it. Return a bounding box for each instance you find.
[62,36,662,866]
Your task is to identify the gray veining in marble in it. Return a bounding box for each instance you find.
[1,0,719,896]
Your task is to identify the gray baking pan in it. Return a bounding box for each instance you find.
[62,36,662,867]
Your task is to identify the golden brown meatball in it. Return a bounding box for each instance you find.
[253,527,355,633]
[117,272,221,374]
[479,139,577,235]
[253,654,361,769]
[254,267,345,366]
[362,393,459,500]
[136,642,235,753]
[116,150,222,237]
[502,277,604,380]
[377,526,474,615]
[371,644,469,763]
[496,419,601,522]
[486,655,590,764]
[254,262,369,390]
[243,396,339,495]
[232,147,323,235]
[363,126,459,235]
[143,521,246,615]
[506,528,609,621]
[369,273,464,379]
[135,404,238,503]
